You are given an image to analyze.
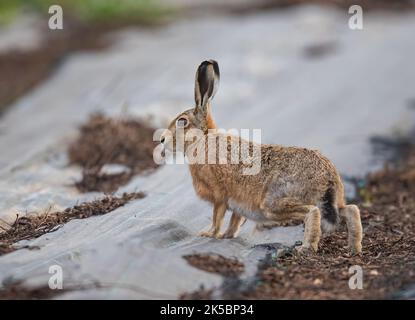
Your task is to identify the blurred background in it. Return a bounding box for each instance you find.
[1,0,415,174]
[0,0,415,299]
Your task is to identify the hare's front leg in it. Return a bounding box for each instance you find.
[219,212,246,239]
[199,202,227,238]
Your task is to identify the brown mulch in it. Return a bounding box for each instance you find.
[68,113,159,193]
[231,0,415,13]
[0,282,63,300]
[180,286,214,300]
[183,254,245,277]
[181,146,415,299]
[0,192,145,256]
[243,215,415,299]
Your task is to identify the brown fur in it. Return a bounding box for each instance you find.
[161,60,362,253]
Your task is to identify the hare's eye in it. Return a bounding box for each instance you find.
[176,117,188,128]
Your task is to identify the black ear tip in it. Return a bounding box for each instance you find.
[198,60,220,77]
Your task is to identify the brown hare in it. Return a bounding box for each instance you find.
[160,60,363,253]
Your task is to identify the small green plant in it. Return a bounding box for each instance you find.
[0,0,171,25]
[0,0,22,24]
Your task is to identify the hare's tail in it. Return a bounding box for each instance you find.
[320,184,340,233]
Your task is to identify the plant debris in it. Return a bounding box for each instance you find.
[68,113,159,193]
[182,143,415,299]
[242,208,415,299]
[0,282,64,300]
[0,192,145,256]
[183,254,245,277]
[230,0,415,14]
[180,285,214,300]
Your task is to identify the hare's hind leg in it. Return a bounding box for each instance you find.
[339,205,363,254]
[261,198,321,252]
[298,206,321,253]
[199,202,227,238]
[267,205,321,252]
[220,212,246,239]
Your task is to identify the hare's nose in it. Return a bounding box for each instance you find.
[160,136,165,144]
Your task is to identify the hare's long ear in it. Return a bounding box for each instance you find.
[194,60,220,116]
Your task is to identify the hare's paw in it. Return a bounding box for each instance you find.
[218,231,237,239]
[347,242,363,255]
[198,228,220,238]
[295,243,318,255]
